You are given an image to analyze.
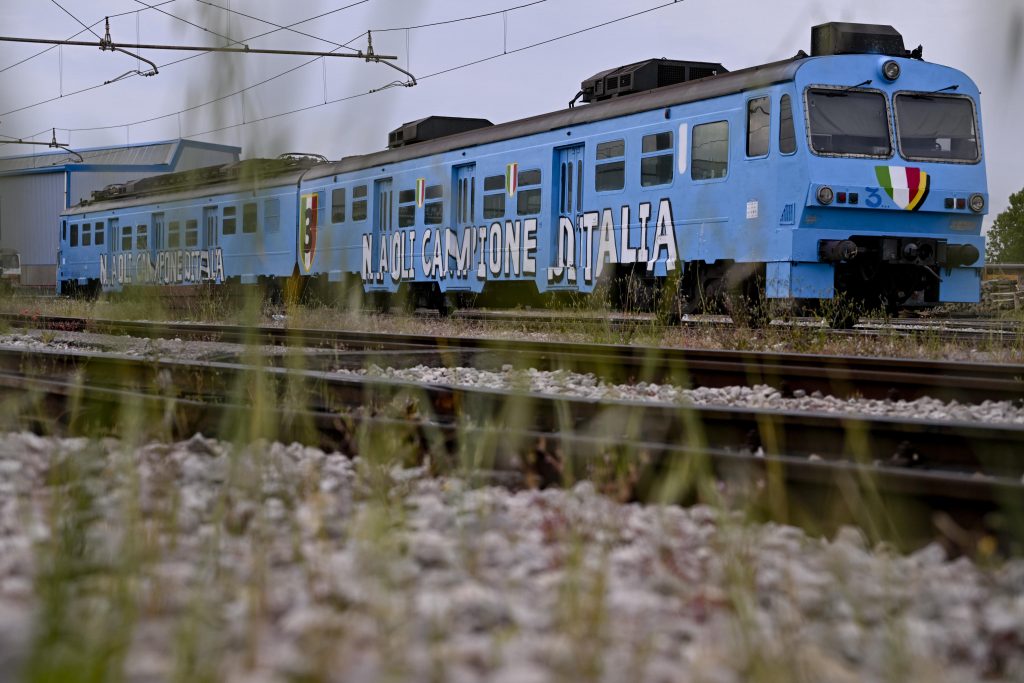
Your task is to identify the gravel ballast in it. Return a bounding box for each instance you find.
[0,432,1021,682]
[342,364,1024,425]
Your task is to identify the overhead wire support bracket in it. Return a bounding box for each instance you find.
[0,127,83,162]
[98,16,158,82]
[364,30,417,90]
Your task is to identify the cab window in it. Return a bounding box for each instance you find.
[807,88,891,157]
[746,97,770,157]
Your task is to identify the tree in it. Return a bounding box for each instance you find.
[986,188,1024,263]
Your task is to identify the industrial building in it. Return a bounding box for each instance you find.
[0,139,240,287]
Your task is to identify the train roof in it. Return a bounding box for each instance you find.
[64,156,317,214]
[305,55,808,181]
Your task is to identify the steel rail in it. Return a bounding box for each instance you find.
[0,360,1020,548]
[4,345,1023,478]
[3,313,1023,404]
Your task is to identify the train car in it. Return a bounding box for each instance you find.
[59,22,986,325]
[57,157,317,295]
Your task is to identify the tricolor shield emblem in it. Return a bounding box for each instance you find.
[416,177,426,207]
[506,162,518,196]
[299,192,318,273]
[875,166,930,211]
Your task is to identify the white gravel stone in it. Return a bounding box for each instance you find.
[338,364,1024,425]
[0,432,1020,682]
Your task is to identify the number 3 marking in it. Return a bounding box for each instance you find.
[866,188,883,208]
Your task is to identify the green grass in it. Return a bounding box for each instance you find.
[0,285,1020,681]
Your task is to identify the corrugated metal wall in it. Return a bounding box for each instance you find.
[0,172,64,286]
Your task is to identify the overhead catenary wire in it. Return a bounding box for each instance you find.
[0,0,372,119]
[369,0,547,33]
[131,0,241,48]
[48,0,103,40]
[193,0,362,53]
[12,0,545,136]
[182,1,685,140]
[4,0,680,145]
[0,0,177,75]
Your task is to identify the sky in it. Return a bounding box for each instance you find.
[0,0,1021,227]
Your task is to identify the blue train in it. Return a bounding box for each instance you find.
[58,22,986,324]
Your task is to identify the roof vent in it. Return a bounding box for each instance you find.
[811,22,913,58]
[387,116,493,149]
[575,58,728,106]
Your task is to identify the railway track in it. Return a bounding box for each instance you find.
[2,344,1023,546]
[3,312,1023,404]
[443,308,1024,343]
[3,314,1023,544]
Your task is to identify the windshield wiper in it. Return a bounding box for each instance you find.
[825,79,872,97]
[913,84,960,98]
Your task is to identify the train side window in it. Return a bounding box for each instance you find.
[82,223,92,247]
[692,121,730,180]
[168,221,181,248]
[747,96,771,157]
[483,174,505,219]
[351,185,368,222]
[95,221,104,246]
[222,206,236,235]
[779,94,796,155]
[483,175,504,192]
[424,184,443,225]
[122,225,132,251]
[516,169,542,216]
[331,188,346,222]
[242,202,258,234]
[264,198,280,233]
[595,139,625,192]
[62,221,67,242]
[70,224,79,247]
[398,188,416,228]
[137,224,148,250]
[641,132,673,186]
[185,219,199,247]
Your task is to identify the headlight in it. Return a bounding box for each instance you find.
[817,186,835,205]
[969,193,985,213]
[882,60,901,81]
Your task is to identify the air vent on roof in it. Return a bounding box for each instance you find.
[576,58,728,105]
[811,22,914,58]
[387,116,494,149]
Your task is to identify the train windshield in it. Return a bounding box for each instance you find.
[807,89,891,157]
[895,93,980,162]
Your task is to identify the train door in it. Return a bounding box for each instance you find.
[372,178,393,285]
[451,163,476,285]
[550,144,584,289]
[106,217,118,287]
[204,206,218,250]
[203,206,219,282]
[150,211,164,252]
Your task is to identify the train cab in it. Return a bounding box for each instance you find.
[771,23,986,313]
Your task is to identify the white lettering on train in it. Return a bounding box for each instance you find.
[99,247,225,286]
[358,198,678,285]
